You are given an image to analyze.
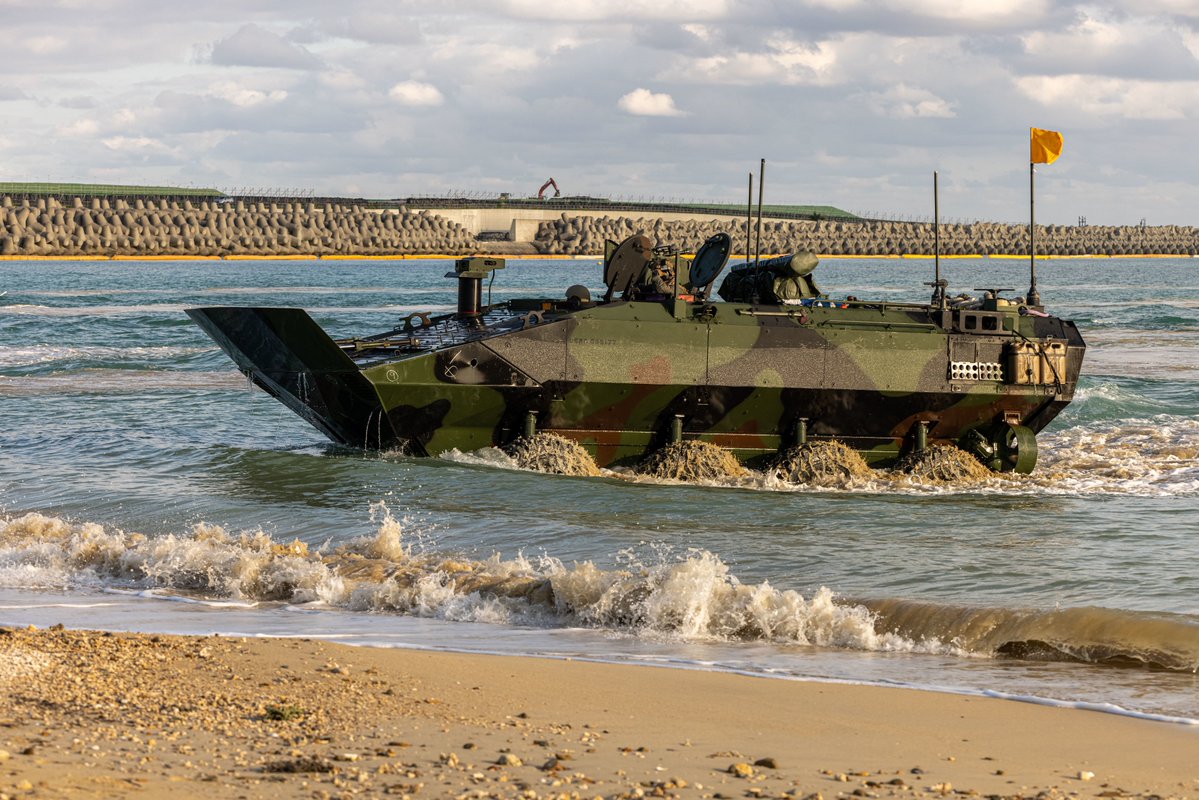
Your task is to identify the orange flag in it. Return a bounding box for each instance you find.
[1030,128,1064,164]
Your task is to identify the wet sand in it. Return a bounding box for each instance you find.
[1,627,1195,799]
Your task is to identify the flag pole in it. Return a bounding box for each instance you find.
[1028,126,1063,306]
[930,171,945,308]
[934,170,940,287]
[1028,154,1040,306]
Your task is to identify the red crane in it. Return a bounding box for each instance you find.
[537,178,561,199]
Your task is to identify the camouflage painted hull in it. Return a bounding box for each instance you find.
[188,292,1084,472]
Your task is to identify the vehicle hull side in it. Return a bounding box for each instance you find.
[188,303,1082,469]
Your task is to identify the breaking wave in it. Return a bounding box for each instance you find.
[2,508,1194,673]
[865,598,1199,672]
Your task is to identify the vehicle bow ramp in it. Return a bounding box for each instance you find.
[186,307,390,449]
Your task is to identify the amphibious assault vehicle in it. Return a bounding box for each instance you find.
[187,233,1084,474]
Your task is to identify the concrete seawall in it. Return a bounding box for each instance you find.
[0,196,475,257]
[2,195,1196,258]
[531,213,1199,257]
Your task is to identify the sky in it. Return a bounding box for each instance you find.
[2,0,1198,226]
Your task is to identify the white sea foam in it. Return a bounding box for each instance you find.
[0,602,120,609]
[1,303,453,318]
[2,303,190,317]
[0,370,249,396]
[19,287,446,298]
[1032,416,1199,496]
[975,689,1199,725]
[439,447,523,470]
[0,344,212,368]
[0,508,932,656]
[439,415,1199,498]
[1082,298,1199,310]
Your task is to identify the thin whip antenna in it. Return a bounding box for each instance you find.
[754,158,765,268]
[746,172,753,261]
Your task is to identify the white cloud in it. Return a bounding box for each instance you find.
[102,136,177,156]
[425,39,541,76]
[618,88,685,116]
[547,33,583,55]
[776,0,1048,27]
[893,0,1046,21]
[668,35,839,86]
[320,70,366,90]
[1020,7,1198,78]
[58,118,98,137]
[389,80,444,106]
[800,0,864,8]
[681,23,714,41]
[207,81,289,108]
[865,84,956,118]
[1015,74,1197,119]
[1181,25,1199,60]
[498,0,729,21]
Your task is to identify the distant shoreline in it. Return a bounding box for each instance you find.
[5,194,1199,260]
[0,252,1193,261]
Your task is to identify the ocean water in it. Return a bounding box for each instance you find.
[2,256,1198,723]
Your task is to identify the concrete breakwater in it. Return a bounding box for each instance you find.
[2,194,1196,258]
[533,213,1199,257]
[0,195,475,257]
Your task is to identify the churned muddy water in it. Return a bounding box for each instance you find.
[2,256,1197,722]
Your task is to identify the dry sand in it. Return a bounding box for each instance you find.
[0,626,1195,799]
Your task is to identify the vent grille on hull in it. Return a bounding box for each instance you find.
[950,361,1004,381]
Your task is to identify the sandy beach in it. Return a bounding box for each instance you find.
[0,627,1194,800]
